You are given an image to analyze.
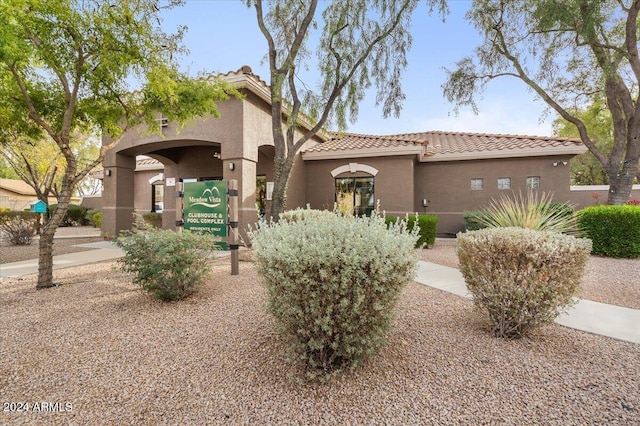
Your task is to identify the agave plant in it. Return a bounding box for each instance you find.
[470,191,578,233]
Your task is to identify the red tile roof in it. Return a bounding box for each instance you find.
[304,133,427,152]
[303,131,586,161]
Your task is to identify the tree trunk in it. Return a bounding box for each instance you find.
[36,225,56,289]
[607,164,637,205]
[36,184,72,289]
[267,155,295,221]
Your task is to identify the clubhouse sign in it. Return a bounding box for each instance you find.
[183,181,227,248]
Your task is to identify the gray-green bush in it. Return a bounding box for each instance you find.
[116,223,217,301]
[279,207,337,223]
[457,227,591,339]
[250,212,418,382]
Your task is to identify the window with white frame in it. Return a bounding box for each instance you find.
[470,178,483,190]
[497,177,511,190]
[526,176,541,189]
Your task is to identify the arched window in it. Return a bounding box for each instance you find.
[331,163,378,217]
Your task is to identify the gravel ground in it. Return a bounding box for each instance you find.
[1,257,639,425]
[422,239,640,310]
[0,226,103,265]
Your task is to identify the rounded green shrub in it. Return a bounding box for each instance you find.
[92,211,102,228]
[116,225,217,301]
[457,227,591,339]
[463,210,488,231]
[385,214,437,248]
[48,203,89,226]
[578,204,640,258]
[250,213,418,381]
[406,214,438,248]
[384,215,398,228]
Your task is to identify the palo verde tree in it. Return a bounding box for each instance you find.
[0,0,234,289]
[443,0,640,204]
[248,0,447,219]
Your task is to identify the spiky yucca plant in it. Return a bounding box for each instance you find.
[471,191,577,233]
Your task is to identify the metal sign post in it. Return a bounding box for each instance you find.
[228,179,239,275]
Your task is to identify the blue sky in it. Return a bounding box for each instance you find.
[160,0,556,137]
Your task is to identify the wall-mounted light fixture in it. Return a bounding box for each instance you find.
[552,161,568,167]
[229,162,235,171]
[213,152,221,159]
[105,169,112,176]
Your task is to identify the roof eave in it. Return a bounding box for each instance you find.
[302,146,424,160]
[227,73,330,142]
[419,146,588,162]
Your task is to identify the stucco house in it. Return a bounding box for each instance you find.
[303,131,587,235]
[0,178,58,211]
[102,66,637,239]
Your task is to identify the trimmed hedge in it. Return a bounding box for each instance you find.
[86,209,100,226]
[385,214,438,248]
[578,205,640,258]
[463,210,488,231]
[406,214,438,248]
[48,203,89,226]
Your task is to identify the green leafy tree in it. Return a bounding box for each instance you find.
[0,157,19,179]
[552,99,613,185]
[0,129,102,203]
[0,136,64,203]
[0,0,235,289]
[443,0,640,204]
[248,0,447,219]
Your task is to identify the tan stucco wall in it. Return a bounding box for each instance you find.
[568,185,640,208]
[0,189,57,211]
[304,156,416,215]
[416,155,575,235]
[133,169,161,212]
[0,189,35,211]
[101,86,324,239]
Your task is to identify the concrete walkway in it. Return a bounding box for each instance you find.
[1,240,638,344]
[0,241,124,278]
[416,262,640,345]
